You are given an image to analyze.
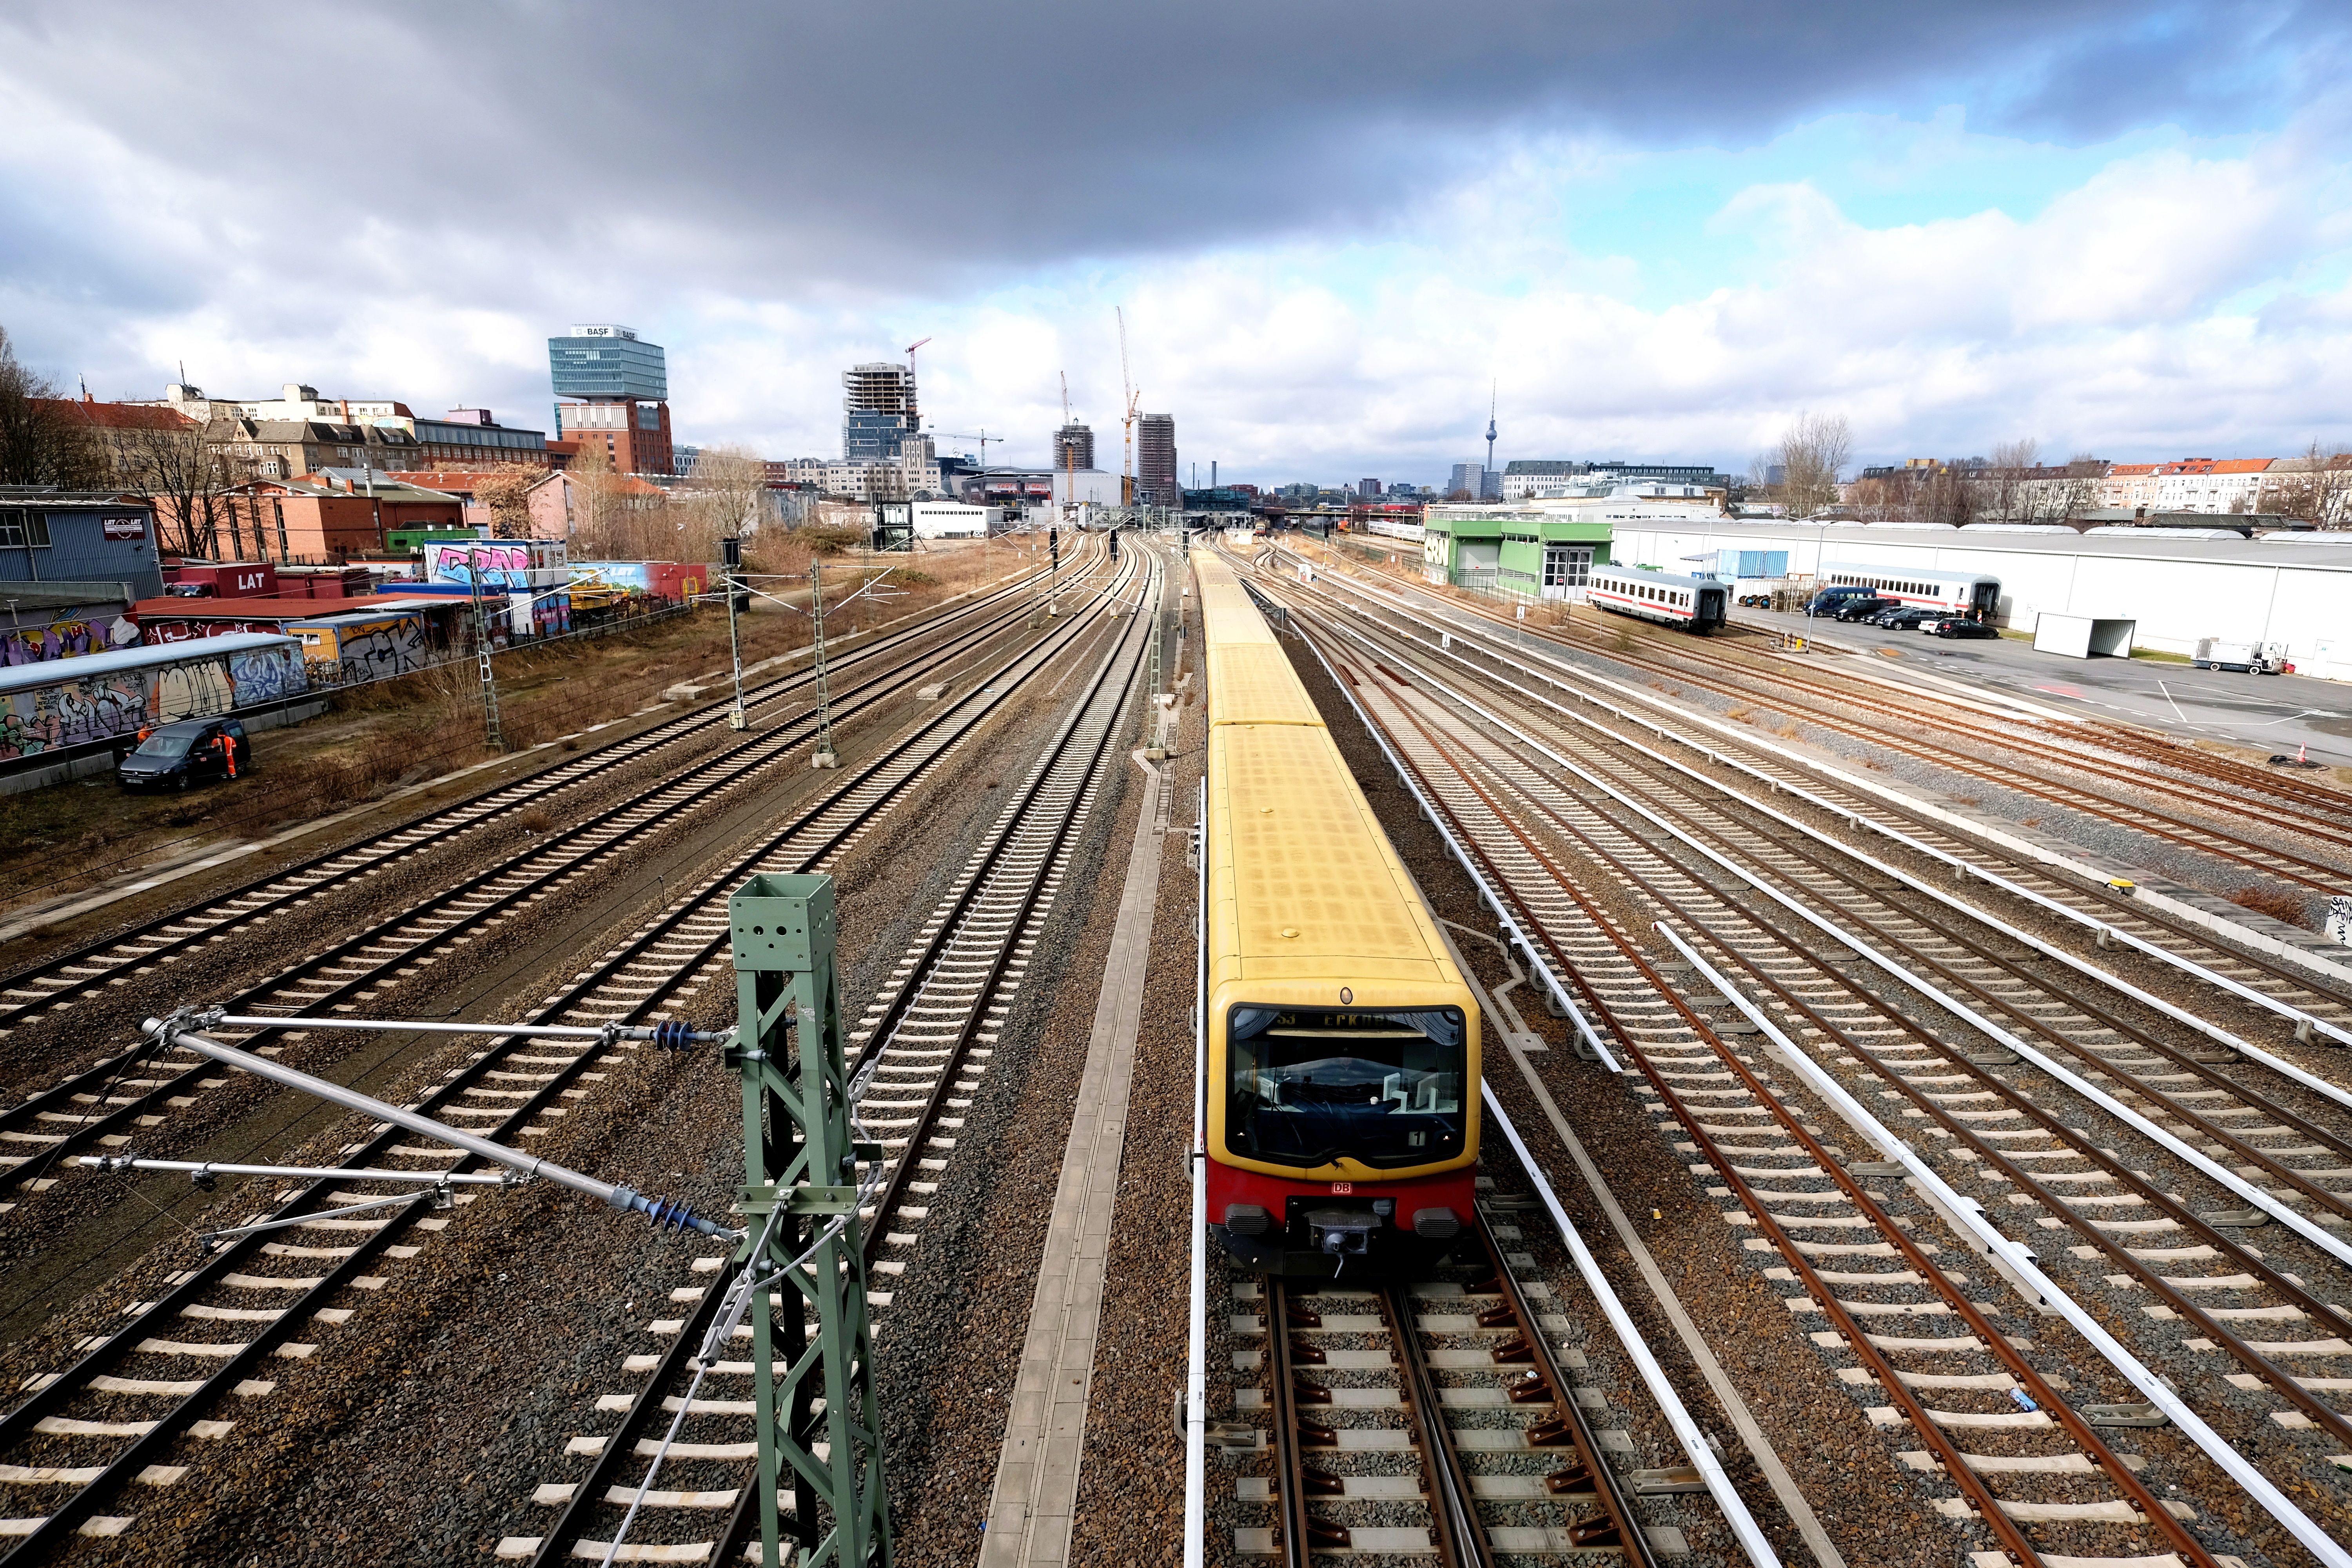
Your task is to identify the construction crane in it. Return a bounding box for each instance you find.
[1117,307,1140,507]
[905,337,932,427]
[1060,372,1077,525]
[933,429,1000,465]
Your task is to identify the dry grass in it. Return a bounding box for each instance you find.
[0,537,1031,914]
[1775,722,1801,740]
[1726,706,1754,723]
[514,806,554,834]
[2230,884,2314,929]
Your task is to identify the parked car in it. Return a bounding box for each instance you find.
[1926,618,1997,640]
[1830,596,1898,622]
[1804,585,1878,618]
[116,718,253,792]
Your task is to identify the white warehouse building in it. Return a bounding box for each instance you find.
[1600,519,2352,684]
[910,501,1000,539]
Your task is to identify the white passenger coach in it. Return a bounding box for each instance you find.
[1819,563,2001,621]
[1586,566,1728,634]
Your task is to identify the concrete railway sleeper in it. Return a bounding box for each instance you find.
[1561,609,2352,867]
[0,551,1125,1202]
[1318,668,2245,1567]
[1241,1205,1699,1566]
[1387,686,2352,1457]
[1273,597,2350,1559]
[1296,605,2352,1265]
[1268,555,2352,1046]
[500,548,1160,1566]
[0,553,1145,1557]
[1334,553,2352,887]
[0,540,1096,1042]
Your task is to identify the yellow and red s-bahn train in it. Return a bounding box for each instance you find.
[1194,550,1481,1276]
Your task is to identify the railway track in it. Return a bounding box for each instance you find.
[497,545,1164,1564]
[1247,562,2352,1564]
[0,541,1092,1044]
[1227,1140,1720,1565]
[0,550,1115,1203]
[1323,552,2352,895]
[1265,548,2352,1047]
[0,549,1147,1557]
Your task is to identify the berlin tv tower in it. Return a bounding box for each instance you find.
[1484,381,1497,479]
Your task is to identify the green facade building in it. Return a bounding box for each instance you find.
[1418,507,1613,598]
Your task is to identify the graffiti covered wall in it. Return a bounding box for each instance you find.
[0,641,309,762]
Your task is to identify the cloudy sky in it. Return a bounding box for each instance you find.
[4,2,2349,487]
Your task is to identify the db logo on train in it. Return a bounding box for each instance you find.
[1331,1183,1352,1195]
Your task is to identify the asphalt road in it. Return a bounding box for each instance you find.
[1734,606,2352,770]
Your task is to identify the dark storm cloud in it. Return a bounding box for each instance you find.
[4,0,2339,299]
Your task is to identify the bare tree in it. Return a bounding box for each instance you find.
[0,327,103,487]
[687,443,770,541]
[1977,437,2039,521]
[1771,412,1851,519]
[476,470,539,539]
[2261,438,2352,529]
[565,441,621,554]
[113,420,243,557]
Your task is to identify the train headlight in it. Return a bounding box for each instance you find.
[1223,1203,1271,1236]
[1412,1207,1462,1240]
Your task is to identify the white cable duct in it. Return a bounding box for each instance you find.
[1183,773,1208,1568]
[1651,918,2352,1568]
[1264,599,1617,1071]
[1289,610,2352,1271]
[1310,561,2352,1053]
[1481,1087,1784,1568]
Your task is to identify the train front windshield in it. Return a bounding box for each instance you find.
[1226,1005,1466,1170]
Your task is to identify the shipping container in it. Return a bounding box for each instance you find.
[0,633,306,762]
[285,610,431,682]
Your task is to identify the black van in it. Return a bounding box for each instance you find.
[117,719,254,792]
[1805,584,1879,618]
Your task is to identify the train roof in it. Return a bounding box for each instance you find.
[1821,561,2000,585]
[1591,564,1720,589]
[0,632,299,696]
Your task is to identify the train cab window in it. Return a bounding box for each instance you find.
[1225,1005,1466,1170]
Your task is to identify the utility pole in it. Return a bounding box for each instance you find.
[727,873,892,1568]
[808,561,838,768]
[723,534,748,730]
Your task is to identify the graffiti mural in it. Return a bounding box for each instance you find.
[0,639,308,762]
[424,540,563,591]
[2,616,143,666]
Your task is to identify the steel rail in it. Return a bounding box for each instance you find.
[1380,1281,1484,1568]
[1265,1278,1330,1568]
[1656,922,2352,1568]
[1362,714,2212,1568]
[1285,591,2352,1563]
[0,555,1138,1559]
[1303,602,2352,1264]
[1599,613,2352,860]
[1318,553,2352,884]
[0,542,1092,1027]
[1415,689,2352,1453]
[1405,670,2352,1230]
[0,547,1098,1159]
[0,554,1122,1189]
[519,552,1151,1565]
[1277,557,2352,1040]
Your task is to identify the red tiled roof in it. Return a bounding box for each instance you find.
[2210,458,2273,474]
[36,398,195,432]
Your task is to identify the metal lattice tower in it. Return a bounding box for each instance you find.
[808,562,838,768]
[728,873,892,1568]
[470,576,504,750]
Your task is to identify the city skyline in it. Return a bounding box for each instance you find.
[2,3,2349,487]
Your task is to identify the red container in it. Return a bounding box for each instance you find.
[168,562,279,599]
